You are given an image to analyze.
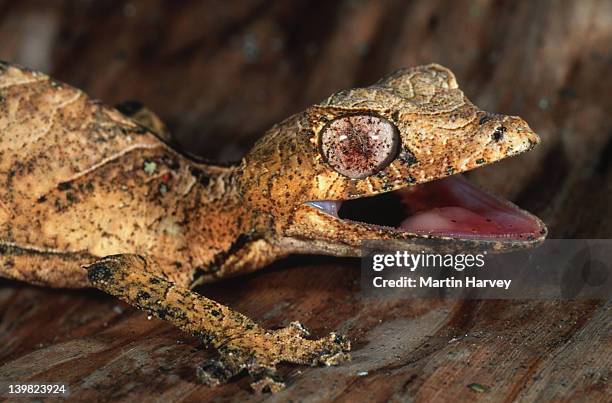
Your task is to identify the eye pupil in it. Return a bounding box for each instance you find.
[320,115,400,179]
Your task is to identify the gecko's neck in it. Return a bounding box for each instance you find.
[185,161,250,269]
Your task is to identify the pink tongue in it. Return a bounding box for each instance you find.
[398,175,542,238]
[400,207,501,235]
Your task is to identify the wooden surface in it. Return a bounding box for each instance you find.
[0,1,611,401]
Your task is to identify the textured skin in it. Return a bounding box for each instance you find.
[0,61,545,391]
[0,61,242,287]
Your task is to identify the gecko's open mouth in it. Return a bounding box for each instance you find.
[308,175,546,241]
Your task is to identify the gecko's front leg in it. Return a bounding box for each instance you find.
[85,254,350,393]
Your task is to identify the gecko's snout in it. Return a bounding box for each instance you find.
[503,115,541,154]
[476,111,540,157]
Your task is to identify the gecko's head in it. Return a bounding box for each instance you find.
[241,64,546,254]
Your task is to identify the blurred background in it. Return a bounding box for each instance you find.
[0,1,610,400]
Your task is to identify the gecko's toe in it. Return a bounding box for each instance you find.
[249,369,286,394]
[196,358,239,387]
[315,332,351,366]
[276,321,311,338]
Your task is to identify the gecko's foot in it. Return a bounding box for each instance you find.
[265,321,351,367]
[196,359,286,393]
[196,322,350,393]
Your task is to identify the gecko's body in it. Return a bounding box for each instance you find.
[0,62,546,391]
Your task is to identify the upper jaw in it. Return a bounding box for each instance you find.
[306,111,541,204]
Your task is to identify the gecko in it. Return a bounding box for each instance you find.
[0,61,546,392]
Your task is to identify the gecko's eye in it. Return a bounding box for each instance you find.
[320,115,400,179]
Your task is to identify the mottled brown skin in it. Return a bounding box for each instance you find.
[0,61,545,391]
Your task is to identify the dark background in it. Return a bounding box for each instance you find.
[0,1,610,402]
